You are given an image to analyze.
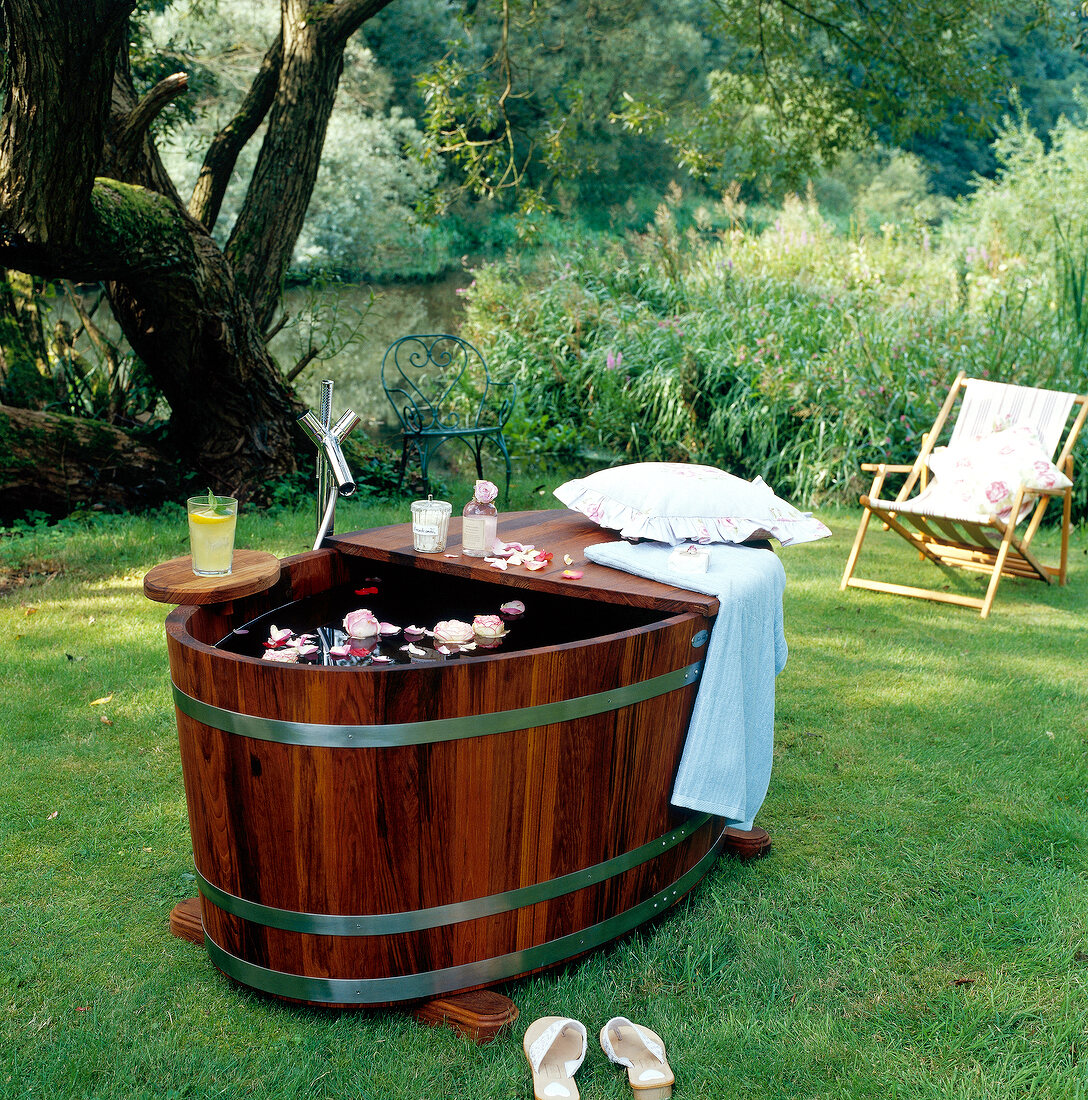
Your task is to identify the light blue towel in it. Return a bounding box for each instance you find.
[583,541,787,830]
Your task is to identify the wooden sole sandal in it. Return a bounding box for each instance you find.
[600,1016,674,1099]
[523,1016,588,1099]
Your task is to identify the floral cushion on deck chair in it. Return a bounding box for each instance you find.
[925,423,1072,521]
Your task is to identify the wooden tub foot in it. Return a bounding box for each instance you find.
[413,990,520,1044]
[722,825,771,860]
[169,897,204,945]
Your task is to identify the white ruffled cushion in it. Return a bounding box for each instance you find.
[926,423,1071,520]
[554,462,831,547]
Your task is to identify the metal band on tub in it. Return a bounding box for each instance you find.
[200,827,727,1005]
[170,660,703,748]
[193,812,713,935]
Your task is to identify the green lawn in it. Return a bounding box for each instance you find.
[2,497,1085,1099]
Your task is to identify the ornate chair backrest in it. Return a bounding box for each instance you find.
[380,334,515,435]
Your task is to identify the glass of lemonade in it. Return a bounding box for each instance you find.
[187,492,238,576]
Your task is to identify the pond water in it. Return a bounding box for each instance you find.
[45,271,471,441]
[269,271,471,438]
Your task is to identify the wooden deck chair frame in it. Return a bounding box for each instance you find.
[841,370,1088,618]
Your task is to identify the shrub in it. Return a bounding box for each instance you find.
[462,196,1088,521]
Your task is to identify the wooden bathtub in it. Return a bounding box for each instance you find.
[158,510,726,1007]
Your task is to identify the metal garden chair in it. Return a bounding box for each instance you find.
[380,333,516,501]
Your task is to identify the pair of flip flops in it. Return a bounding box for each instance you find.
[523,1015,674,1099]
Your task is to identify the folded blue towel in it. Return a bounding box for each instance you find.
[584,541,787,829]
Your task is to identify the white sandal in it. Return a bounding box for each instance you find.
[523,1016,588,1100]
[600,1016,675,1098]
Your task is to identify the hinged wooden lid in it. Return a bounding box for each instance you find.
[143,549,281,605]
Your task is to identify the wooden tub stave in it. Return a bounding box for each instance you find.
[163,516,724,1007]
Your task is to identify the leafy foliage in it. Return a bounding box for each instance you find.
[463,171,1088,519]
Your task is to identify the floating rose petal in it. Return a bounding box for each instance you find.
[232,627,249,635]
[563,554,574,566]
[561,569,584,579]
[296,644,319,658]
[354,586,379,596]
[267,625,293,647]
[349,645,375,658]
[437,645,451,655]
[329,644,352,658]
[401,642,427,657]
[525,560,548,571]
[404,624,425,636]
[371,655,393,664]
[499,600,526,617]
[262,649,299,663]
[378,622,400,635]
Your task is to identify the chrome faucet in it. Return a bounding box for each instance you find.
[298,379,360,550]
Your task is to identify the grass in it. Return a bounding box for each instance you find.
[2,498,1086,1099]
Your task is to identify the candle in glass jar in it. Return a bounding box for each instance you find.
[411,497,452,553]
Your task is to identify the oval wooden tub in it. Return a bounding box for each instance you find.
[162,510,725,1007]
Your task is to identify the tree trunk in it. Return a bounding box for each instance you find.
[0,269,53,408]
[0,1,393,504]
[227,0,394,331]
[0,404,178,522]
[0,2,131,265]
[0,6,303,497]
[102,182,304,496]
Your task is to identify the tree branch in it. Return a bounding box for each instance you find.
[263,311,290,343]
[189,33,284,231]
[322,0,398,44]
[124,73,189,144]
[286,347,319,382]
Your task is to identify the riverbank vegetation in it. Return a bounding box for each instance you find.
[1,1,1085,522]
[462,108,1088,521]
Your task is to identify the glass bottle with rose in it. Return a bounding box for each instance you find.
[461,479,499,557]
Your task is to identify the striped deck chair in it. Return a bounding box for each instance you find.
[841,371,1088,617]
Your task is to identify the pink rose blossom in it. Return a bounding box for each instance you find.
[343,608,379,638]
[474,479,498,504]
[432,619,475,645]
[473,614,507,639]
